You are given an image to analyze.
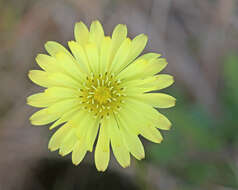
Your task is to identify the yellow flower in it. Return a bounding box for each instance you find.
[27,20,175,171]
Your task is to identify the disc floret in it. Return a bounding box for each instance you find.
[79,72,125,118]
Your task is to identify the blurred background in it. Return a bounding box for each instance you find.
[0,0,238,189]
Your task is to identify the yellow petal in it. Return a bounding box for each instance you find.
[119,118,145,160]
[28,70,80,89]
[54,52,85,82]
[100,36,112,73]
[48,72,81,89]
[74,21,89,46]
[71,112,96,165]
[110,38,131,73]
[27,93,55,108]
[140,93,176,108]
[72,140,87,165]
[110,24,127,62]
[49,107,79,130]
[140,125,163,143]
[59,128,78,156]
[30,108,59,126]
[35,54,58,73]
[125,34,148,65]
[68,41,90,74]
[45,41,71,57]
[139,74,174,92]
[120,100,163,143]
[47,99,80,116]
[108,117,130,168]
[27,87,79,108]
[28,70,51,88]
[48,123,71,151]
[117,57,167,81]
[87,122,100,152]
[136,52,161,61]
[85,43,99,74]
[89,20,104,48]
[123,98,172,130]
[95,120,110,171]
[152,111,172,130]
[125,74,174,92]
[45,87,79,99]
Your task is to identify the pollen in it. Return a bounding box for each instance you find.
[79,73,124,117]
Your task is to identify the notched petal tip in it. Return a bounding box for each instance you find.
[154,137,163,144]
[171,97,176,107]
[72,160,80,166]
[48,147,55,152]
[28,70,33,78]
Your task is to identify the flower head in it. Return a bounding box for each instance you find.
[27,20,175,171]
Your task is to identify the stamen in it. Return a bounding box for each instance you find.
[80,72,126,116]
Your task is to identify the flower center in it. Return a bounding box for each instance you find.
[79,73,126,118]
[94,87,111,105]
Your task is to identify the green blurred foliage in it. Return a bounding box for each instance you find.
[147,53,238,189]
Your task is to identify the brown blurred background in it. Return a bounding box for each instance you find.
[1,0,238,189]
